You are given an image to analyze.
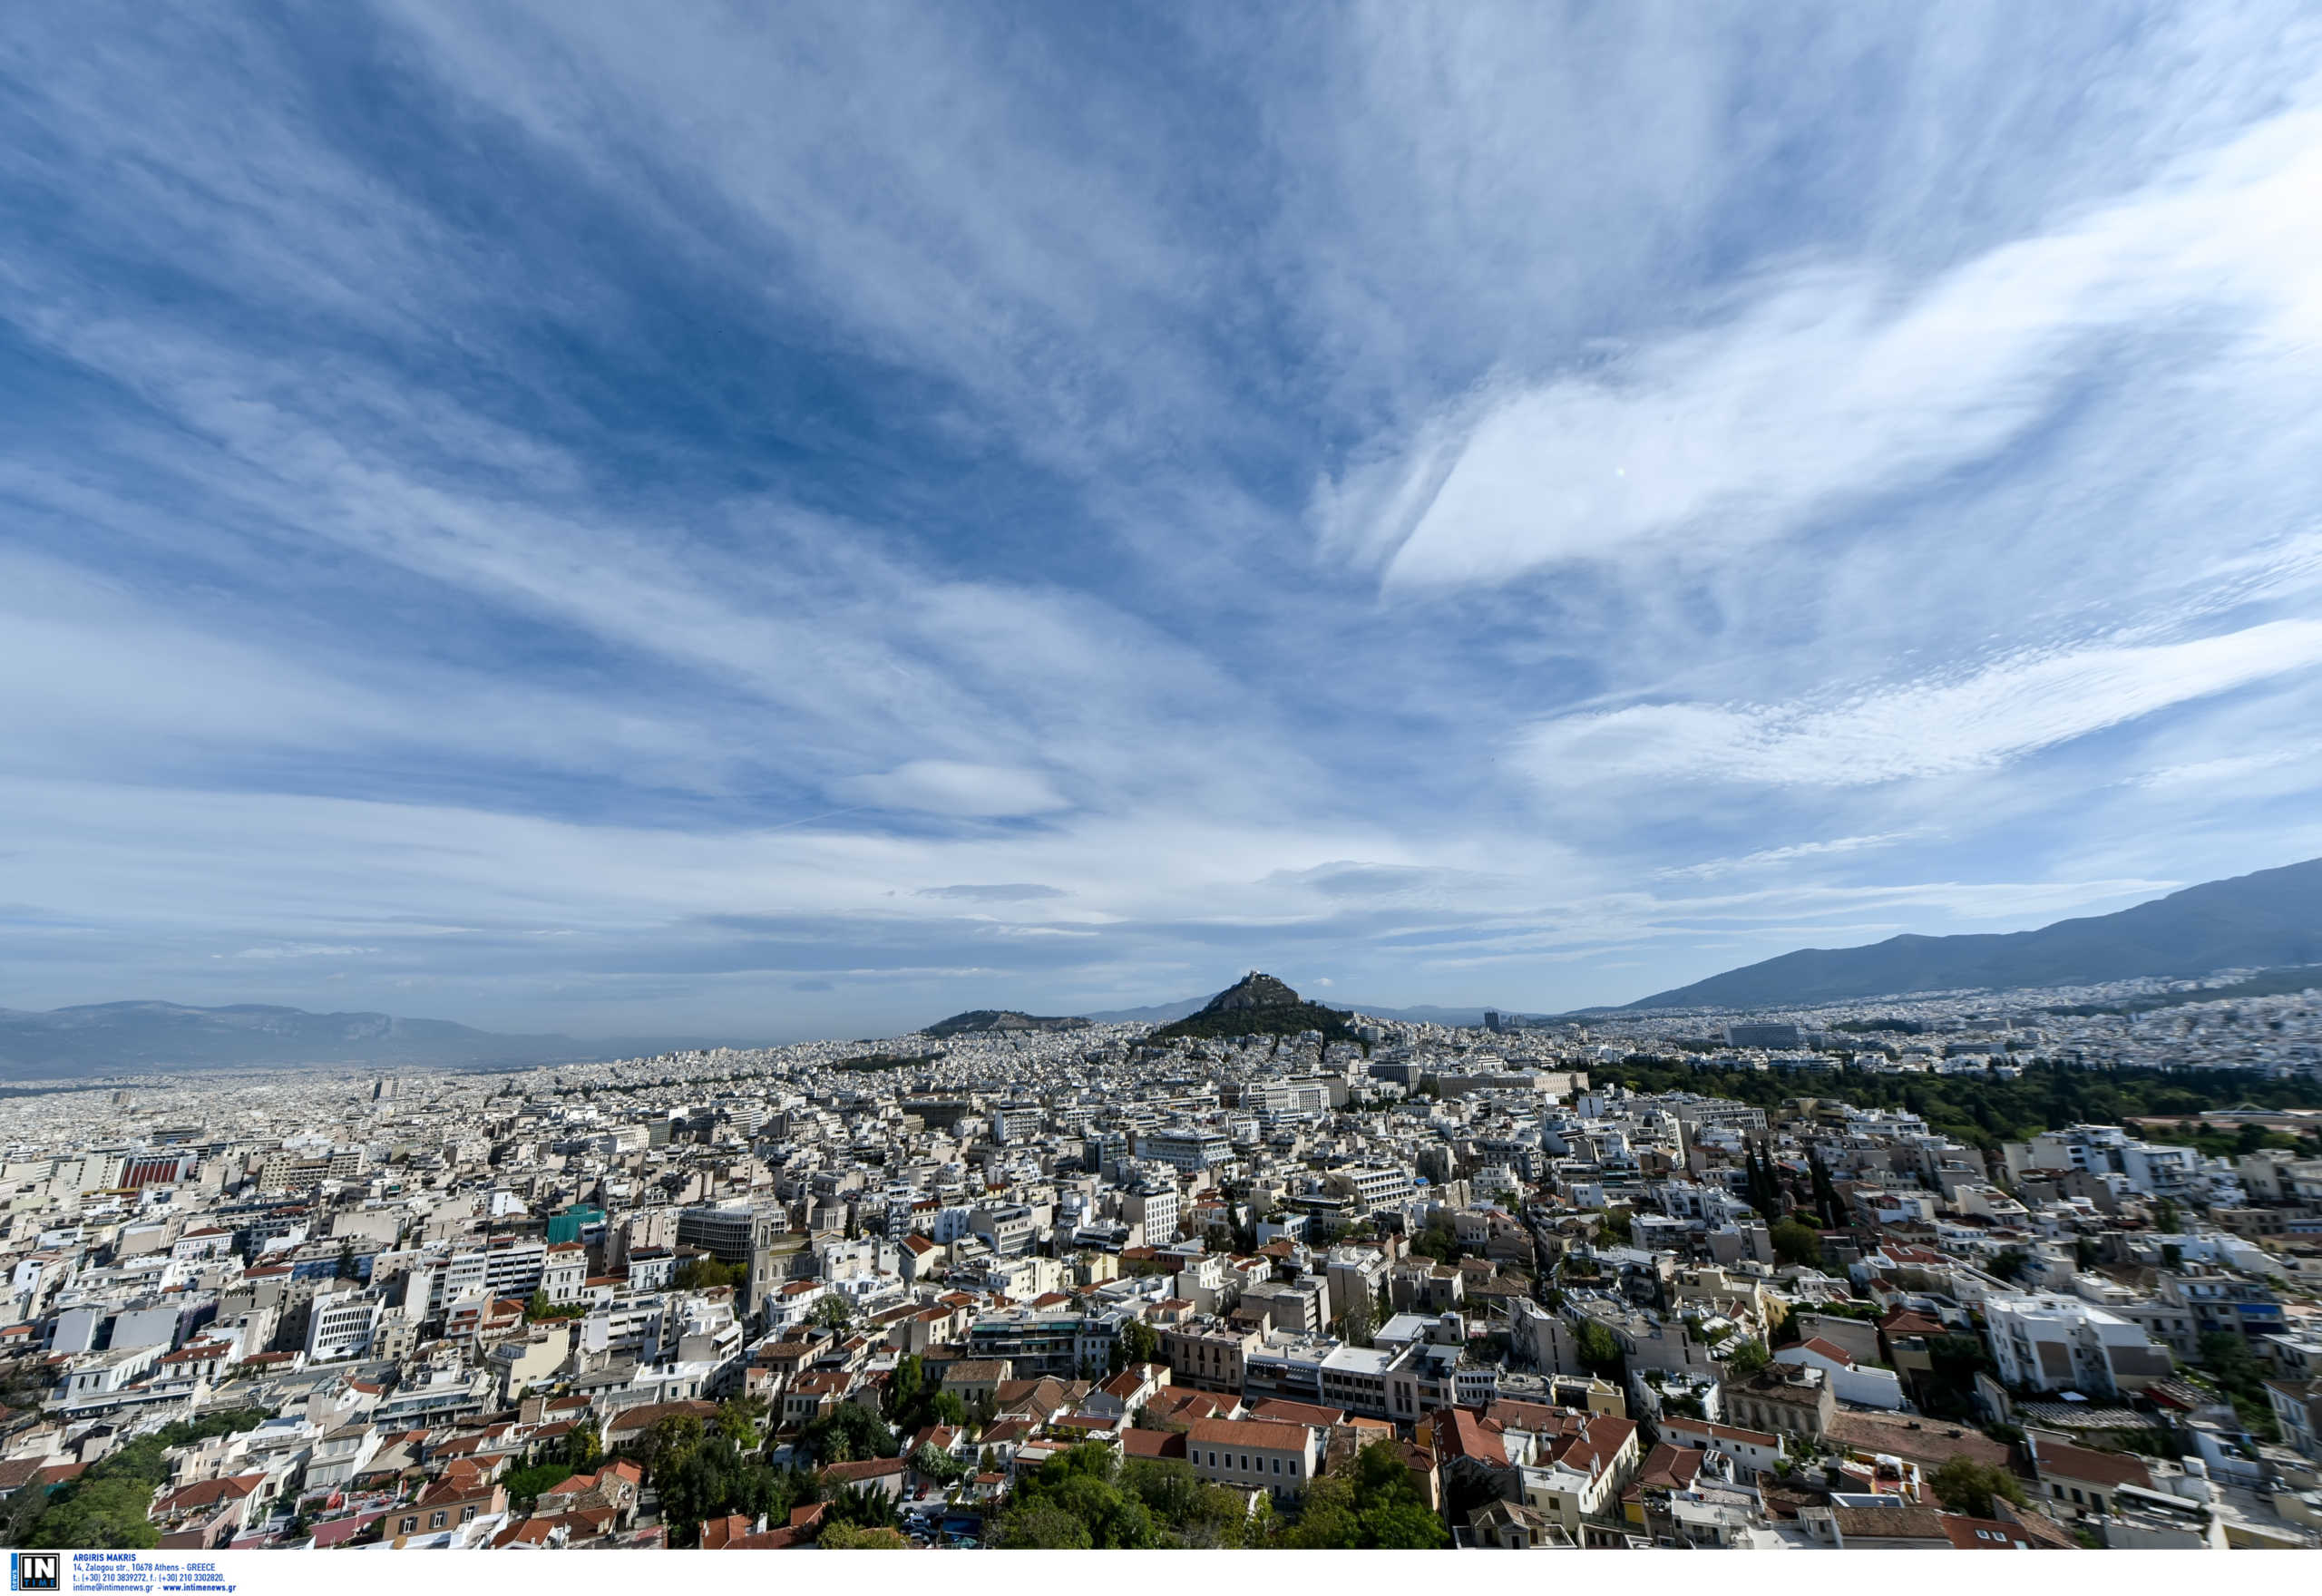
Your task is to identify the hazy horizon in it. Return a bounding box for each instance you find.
[8,5,2322,1037]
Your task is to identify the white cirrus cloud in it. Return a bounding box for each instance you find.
[1518,619,2322,790]
[1320,104,2322,589]
[1654,831,1932,881]
[836,760,1071,818]
[223,944,380,960]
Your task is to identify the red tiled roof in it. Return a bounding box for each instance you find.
[1119,1428,1188,1461]
[1187,1416,1308,1453]
[2035,1441,2151,1492]
[1245,1398,1345,1429]
[1436,1406,1507,1466]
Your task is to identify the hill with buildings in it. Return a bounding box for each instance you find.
[1623,856,2322,1010]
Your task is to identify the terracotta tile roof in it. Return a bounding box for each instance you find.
[1244,1398,1344,1429]
[1793,1337,1858,1365]
[1830,1505,1948,1542]
[1118,1428,1188,1461]
[1941,1515,2036,1549]
[1187,1416,1308,1453]
[2034,1441,2151,1491]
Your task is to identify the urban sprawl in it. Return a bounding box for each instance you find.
[7,970,2322,1552]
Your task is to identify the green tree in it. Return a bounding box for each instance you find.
[812,1292,856,1329]
[797,1402,897,1465]
[1273,1441,1445,1549]
[1920,1334,1995,1419]
[501,1461,575,1510]
[657,1439,801,1543]
[1807,1151,1845,1230]
[1723,1338,1771,1376]
[1409,1224,1459,1263]
[994,1444,1156,1548]
[714,1397,764,1449]
[1929,1456,2028,1519]
[1117,1458,1248,1548]
[638,1411,705,1479]
[563,1420,603,1471]
[673,1255,735,1291]
[994,1502,1094,1548]
[12,1407,269,1550]
[909,1442,967,1485]
[1118,1319,1160,1367]
[1770,1218,1822,1267]
[885,1354,923,1419]
[818,1522,910,1548]
[1574,1319,1624,1377]
[27,1478,161,1549]
[821,1482,902,1532]
[2197,1330,2282,1441]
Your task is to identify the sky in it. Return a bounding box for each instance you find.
[5,2,2322,1040]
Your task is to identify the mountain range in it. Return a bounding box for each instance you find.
[15,859,2317,1073]
[0,1002,742,1080]
[1621,856,2322,1011]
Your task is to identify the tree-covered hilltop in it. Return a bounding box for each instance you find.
[1146,972,1360,1046]
[922,1009,1091,1038]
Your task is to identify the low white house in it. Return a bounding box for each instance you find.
[1772,1338,1905,1409]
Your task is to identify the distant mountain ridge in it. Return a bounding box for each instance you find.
[1623,857,2322,1011]
[0,1001,743,1079]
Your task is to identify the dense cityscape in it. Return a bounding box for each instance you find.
[5,968,2321,1552]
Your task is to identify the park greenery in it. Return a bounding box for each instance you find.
[1274,1439,1449,1548]
[992,1442,1265,1548]
[1929,1456,2028,1518]
[671,1255,736,1291]
[1587,1058,2322,1153]
[2196,1330,2283,1442]
[1,1408,270,1550]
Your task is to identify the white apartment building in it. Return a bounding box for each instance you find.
[1139,1126,1232,1172]
[1985,1293,2175,1396]
[307,1289,385,1363]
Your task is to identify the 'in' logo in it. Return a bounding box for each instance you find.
[10,1553,59,1592]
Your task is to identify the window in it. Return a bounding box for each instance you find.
[430,1510,448,1529]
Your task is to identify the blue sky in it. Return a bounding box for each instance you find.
[6,3,2322,1038]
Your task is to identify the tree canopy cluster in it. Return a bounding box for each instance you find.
[1929,1456,2028,1518]
[2197,1330,2283,1441]
[883,1354,969,1435]
[2,1408,270,1550]
[1272,1440,1448,1549]
[991,1443,1256,1549]
[1586,1059,2322,1153]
